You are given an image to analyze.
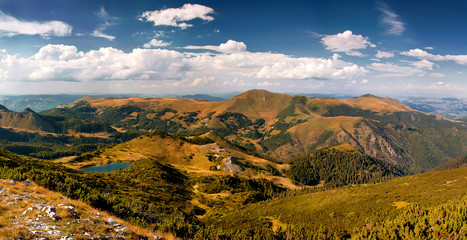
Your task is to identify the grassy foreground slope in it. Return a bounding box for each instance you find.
[203,167,467,239]
[0,179,169,239]
[0,146,466,239]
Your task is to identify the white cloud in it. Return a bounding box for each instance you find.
[400,49,443,60]
[375,50,394,58]
[253,53,367,79]
[378,3,404,35]
[0,11,72,37]
[257,81,280,87]
[411,59,434,70]
[91,31,115,41]
[401,48,467,65]
[321,30,375,56]
[0,44,188,82]
[184,40,247,53]
[361,79,368,84]
[430,72,445,78]
[424,47,434,50]
[139,4,214,29]
[0,44,367,85]
[191,76,215,86]
[91,7,118,41]
[143,39,171,48]
[368,62,423,77]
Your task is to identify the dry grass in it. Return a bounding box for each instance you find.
[342,95,414,113]
[393,201,410,209]
[0,179,172,239]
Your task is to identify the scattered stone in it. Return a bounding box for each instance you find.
[154,235,166,240]
[107,218,117,225]
[23,181,33,186]
[60,236,75,240]
[9,180,16,185]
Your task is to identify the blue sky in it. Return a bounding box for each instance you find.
[0,0,465,97]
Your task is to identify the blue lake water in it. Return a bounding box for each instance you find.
[82,162,131,173]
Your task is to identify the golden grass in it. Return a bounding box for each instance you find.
[393,201,410,209]
[342,95,414,113]
[0,179,172,239]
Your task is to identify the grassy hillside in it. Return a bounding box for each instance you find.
[0,179,169,239]
[0,149,199,238]
[287,143,403,187]
[0,105,57,133]
[202,167,467,239]
[433,156,467,171]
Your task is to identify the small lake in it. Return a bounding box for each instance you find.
[82,162,131,173]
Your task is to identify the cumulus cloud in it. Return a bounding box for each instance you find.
[253,53,367,79]
[0,44,188,82]
[401,48,467,65]
[411,59,434,70]
[378,3,404,35]
[321,30,375,56]
[184,40,246,53]
[91,7,118,41]
[0,43,367,85]
[0,11,72,37]
[368,62,423,77]
[375,50,394,58]
[143,39,171,48]
[139,4,214,29]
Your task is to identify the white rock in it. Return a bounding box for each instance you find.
[107,218,117,225]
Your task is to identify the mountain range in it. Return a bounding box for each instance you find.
[33,89,467,173]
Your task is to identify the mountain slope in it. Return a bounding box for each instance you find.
[202,167,467,239]
[433,156,467,171]
[42,89,466,173]
[61,131,299,190]
[287,143,403,187]
[0,105,57,133]
[0,179,168,239]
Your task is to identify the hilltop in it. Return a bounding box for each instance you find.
[0,105,56,133]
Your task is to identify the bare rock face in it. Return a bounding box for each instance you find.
[222,157,244,173]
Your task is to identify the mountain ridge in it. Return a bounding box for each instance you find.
[1,89,463,173]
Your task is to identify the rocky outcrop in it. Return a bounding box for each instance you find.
[222,156,244,173]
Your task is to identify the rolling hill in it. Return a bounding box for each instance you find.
[41,89,467,173]
[0,105,57,133]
